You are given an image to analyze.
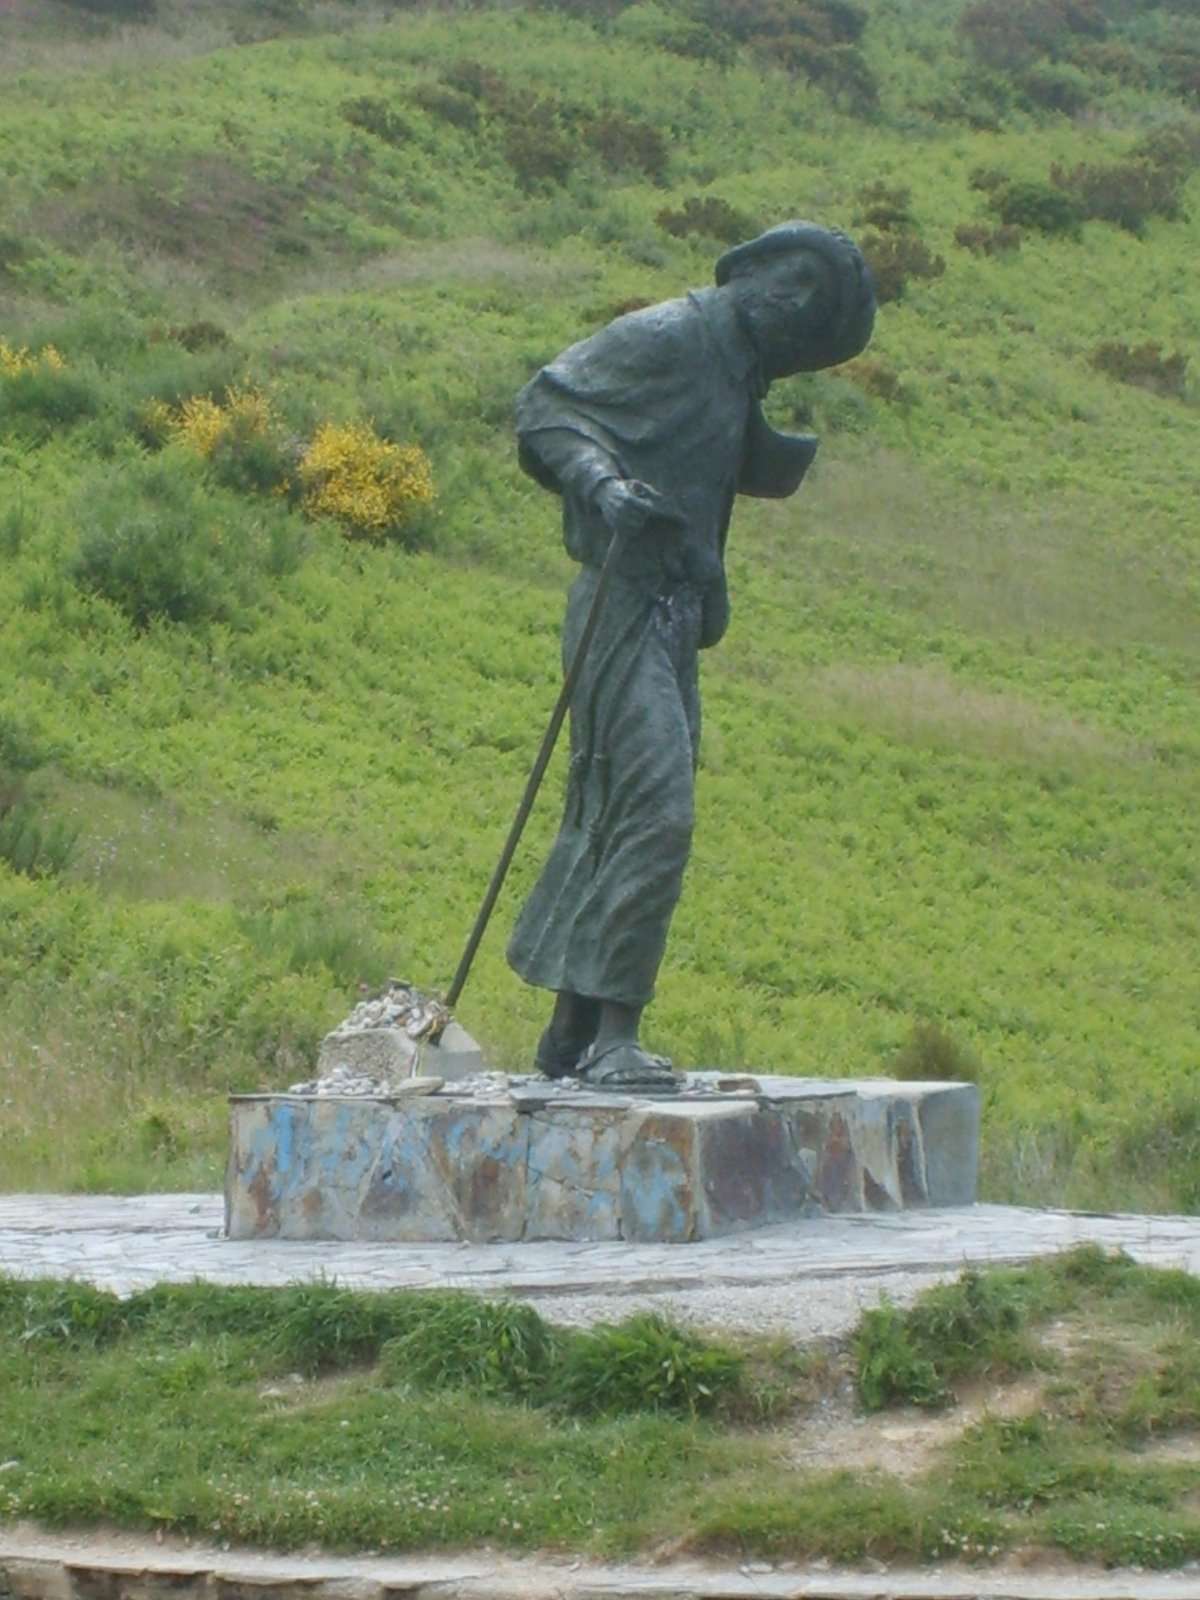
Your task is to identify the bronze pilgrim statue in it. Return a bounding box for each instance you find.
[508,222,876,1092]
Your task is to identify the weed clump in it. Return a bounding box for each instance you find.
[380,1294,559,1399]
[889,1020,981,1083]
[555,1312,744,1418]
[0,719,78,881]
[854,1270,1033,1411]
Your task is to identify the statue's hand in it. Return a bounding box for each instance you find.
[595,478,686,539]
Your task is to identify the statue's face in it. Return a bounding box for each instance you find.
[731,250,840,379]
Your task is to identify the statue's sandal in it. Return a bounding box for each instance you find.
[575,1041,682,1095]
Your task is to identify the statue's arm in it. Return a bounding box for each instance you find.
[517,421,622,506]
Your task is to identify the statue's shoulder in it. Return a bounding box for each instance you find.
[586,293,701,360]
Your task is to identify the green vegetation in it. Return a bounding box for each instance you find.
[2,1251,1199,1565]
[0,0,1196,1206]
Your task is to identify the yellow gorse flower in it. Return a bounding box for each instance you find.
[298,420,435,539]
[0,341,67,377]
[171,384,277,458]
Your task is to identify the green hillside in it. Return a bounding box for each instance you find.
[0,0,1197,1207]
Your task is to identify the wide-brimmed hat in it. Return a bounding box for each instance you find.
[715,220,876,369]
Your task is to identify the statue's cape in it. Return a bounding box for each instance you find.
[516,290,817,502]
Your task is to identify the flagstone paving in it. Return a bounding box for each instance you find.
[1,1194,1197,1338]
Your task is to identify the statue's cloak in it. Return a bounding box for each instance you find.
[507,291,816,1008]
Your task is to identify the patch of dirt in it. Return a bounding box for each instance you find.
[782,1373,1049,1482]
[1134,1430,1200,1465]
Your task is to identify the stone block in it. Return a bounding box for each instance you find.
[915,1082,981,1205]
[226,1072,981,1244]
[316,1020,484,1085]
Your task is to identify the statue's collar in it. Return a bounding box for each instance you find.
[687,288,765,397]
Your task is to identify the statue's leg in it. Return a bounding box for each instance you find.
[592,999,643,1054]
[535,991,600,1078]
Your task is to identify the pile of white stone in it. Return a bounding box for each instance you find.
[287,978,487,1095]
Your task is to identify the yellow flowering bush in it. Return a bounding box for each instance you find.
[0,341,65,377]
[171,384,278,459]
[136,385,434,546]
[298,420,435,542]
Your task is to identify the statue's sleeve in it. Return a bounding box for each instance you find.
[515,304,693,500]
[515,404,623,506]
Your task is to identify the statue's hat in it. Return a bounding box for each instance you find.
[714,220,856,284]
[715,219,876,370]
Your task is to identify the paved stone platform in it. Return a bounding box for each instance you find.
[226,1076,979,1244]
[2,1194,1198,1340]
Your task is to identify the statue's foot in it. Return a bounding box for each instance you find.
[535,1023,594,1080]
[575,1042,681,1095]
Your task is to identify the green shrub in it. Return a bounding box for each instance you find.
[987,178,1082,236]
[843,358,908,403]
[554,1312,744,1417]
[442,58,511,108]
[342,96,413,146]
[0,232,28,276]
[656,194,759,244]
[503,103,576,189]
[859,230,945,304]
[580,109,668,181]
[697,0,867,48]
[1160,44,1200,108]
[0,801,79,881]
[0,364,101,439]
[1090,341,1188,400]
[169,320,231,352]
[0,718,77,880]
[410,82,481,131]
[208,417,294,498]
[959,0,1106,75]
[62,0,157,19]
[68,458,301,629]
[1051,157,1188,232]
[1016,63,1092,115]
[856,181,917,233]
[781,39,879,113]
[694,0,876,109]
[954,221,1021,254]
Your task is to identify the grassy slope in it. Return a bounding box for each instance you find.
[0,0,1197,1203]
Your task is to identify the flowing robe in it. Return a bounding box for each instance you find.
[507,288,817,1006]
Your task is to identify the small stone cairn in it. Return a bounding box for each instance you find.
[289,979,488,1096]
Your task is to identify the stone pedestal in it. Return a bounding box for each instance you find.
[225,1074,979,1244]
